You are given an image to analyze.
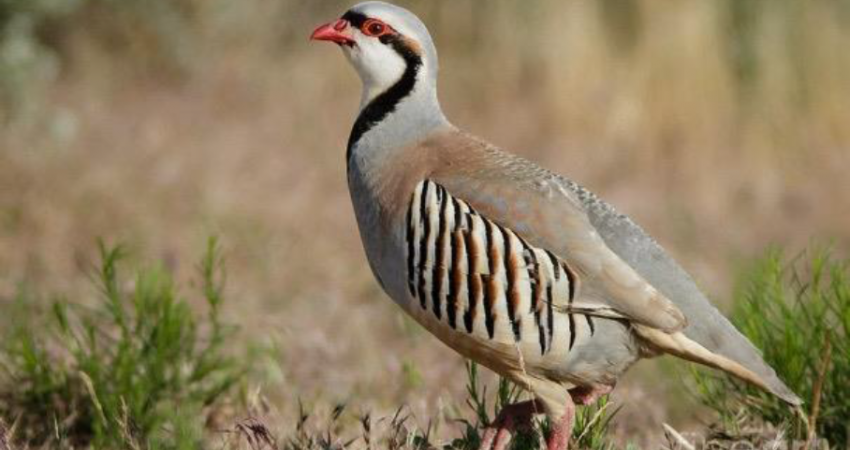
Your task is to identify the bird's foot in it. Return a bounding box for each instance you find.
[478,399,543,450]
[479,386,605,450]
[568,384,614,406]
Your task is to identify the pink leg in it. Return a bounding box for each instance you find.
[545,396,575,450]
[478,399,543,450]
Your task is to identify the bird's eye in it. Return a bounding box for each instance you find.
[362,19,387,37]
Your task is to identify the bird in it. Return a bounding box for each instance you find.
[310,3,801,450]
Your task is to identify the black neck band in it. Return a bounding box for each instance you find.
[344,12,423,170]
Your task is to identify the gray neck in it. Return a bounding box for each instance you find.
[356,88,446,157]
[347,69,449,177]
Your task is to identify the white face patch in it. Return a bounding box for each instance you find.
[342,31,407,106]
[339,2,436,108]
[334,2,447,152]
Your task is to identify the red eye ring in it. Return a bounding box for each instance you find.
[362,19,389,37]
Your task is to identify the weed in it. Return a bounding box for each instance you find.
[0,238,244,449]
[689,248,850,447]
[245,361,622,450]
[452,362,621,450]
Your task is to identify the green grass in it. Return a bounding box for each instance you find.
[0,239,623,450]
[2,239,845,449]
[251,361,622,450]
[450,362,621,450]
[690,248,850,447]
[0,238,244,449]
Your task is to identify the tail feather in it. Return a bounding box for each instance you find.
[582,193,802,405]
[636,327,802,405]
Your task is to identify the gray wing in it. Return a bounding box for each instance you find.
[559,176,802,405]
[433,153,688,335]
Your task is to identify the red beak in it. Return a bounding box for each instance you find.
[311,19,355,46]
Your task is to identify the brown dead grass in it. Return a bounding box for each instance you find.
[0,418,10,450]
[0,1,848,447]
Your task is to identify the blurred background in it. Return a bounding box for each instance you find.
[1,0,848,446]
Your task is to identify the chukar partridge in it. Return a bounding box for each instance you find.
[311,3,801,450]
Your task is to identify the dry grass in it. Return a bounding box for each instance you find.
[0,418,10,450]
[1,1,848,447]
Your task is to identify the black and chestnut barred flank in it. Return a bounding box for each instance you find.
[405,179,594,356]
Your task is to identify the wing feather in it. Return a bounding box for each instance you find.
[417,128,799,405]
[427,138,687,334]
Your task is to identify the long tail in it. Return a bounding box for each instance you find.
[636,326,801,405]
[582,193,802,406]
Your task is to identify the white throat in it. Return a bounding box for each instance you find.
[344,44,447,164]
[339,1,451,174]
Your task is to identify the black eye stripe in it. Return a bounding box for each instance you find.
[341,11,368,28]
[342,11,395,38]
